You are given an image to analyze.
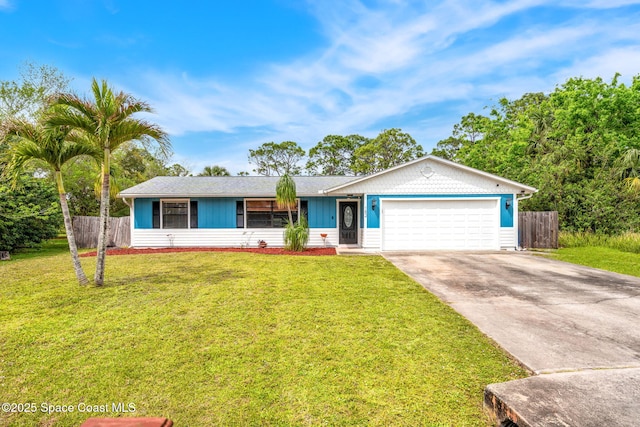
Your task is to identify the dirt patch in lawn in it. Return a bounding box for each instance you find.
[80,247,337,257]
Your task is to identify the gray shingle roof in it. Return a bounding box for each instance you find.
[118,176,359,198]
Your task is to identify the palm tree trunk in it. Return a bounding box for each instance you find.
[95,148,111,286]
[56,172,89,286]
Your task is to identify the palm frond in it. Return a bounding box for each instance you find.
[45,102,98,136]
[3,118,100,187]
[276,174,297,209]
[624,176,640,194]
[620,148,640,194]
[108,118,170,154]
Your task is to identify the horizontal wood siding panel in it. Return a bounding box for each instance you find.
[500,228,516,249]
[363,229,381,250]
[132,228,339,248]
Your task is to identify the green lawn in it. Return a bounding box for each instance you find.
[8,236,75,260]
[549,246,640,277]
[0,246,527,426]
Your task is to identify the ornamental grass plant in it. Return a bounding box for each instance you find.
[559,231,640,254]
[283,215,310,251]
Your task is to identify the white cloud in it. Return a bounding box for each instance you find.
[0,0,12,10]
[560,0,640,8]
[127,0,640,170]
[554,47,640,84]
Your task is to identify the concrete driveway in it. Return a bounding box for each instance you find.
[384,251,640,426]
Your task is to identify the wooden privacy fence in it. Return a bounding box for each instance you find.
[518,211,558,249]
[73,216,130,248]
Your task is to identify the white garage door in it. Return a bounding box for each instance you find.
[381,199,500,251]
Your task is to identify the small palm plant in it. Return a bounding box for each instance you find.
[284,214,309,251]
[276,174,309,251]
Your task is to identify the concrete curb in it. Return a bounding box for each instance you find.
[484,368,640,427]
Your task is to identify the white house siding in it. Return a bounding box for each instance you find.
[500,228,517,250]
[331,158,523,196]
[362,228,381,250]
[131,228,339,248]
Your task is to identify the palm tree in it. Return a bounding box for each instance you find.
[3,119,100,285]
[198,165,230,176]
[275,174,308,251]
[276,173,296,225]
[48,78,169,285]
[620,148,640,194]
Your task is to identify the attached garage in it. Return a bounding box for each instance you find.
[381,198,500,251]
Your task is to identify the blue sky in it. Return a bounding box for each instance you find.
[2,0,640,175]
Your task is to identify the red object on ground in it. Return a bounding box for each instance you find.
[80,247,336,257]
[80,418,173,427]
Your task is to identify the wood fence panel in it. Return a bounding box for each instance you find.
[518,211,558,249]
[73,216,130,248]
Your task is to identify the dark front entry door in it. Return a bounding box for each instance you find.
[339,202,358,244]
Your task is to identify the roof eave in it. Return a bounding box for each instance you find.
[117,192,334,199]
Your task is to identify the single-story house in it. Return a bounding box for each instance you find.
[117,156,537,251]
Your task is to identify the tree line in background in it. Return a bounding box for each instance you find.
[246,129,423,176]
[432,74,640,234]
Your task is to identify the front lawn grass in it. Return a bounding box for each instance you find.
[0,249,527,426]
[8,236,74,261]
[549,246,640,278]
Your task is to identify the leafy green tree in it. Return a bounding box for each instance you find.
[0,175,61,252]
[248,141,305,176]
[0,63,73,245]
[63,157,101,216]
[306,134,368,175]
[114,143,171,183]
[237,171,250,176]
[431,136,465,161]
[353,128,424,174]
[49,78,170,286]
[3,119,100,284]
[199,165,230,176]
[166,163,190,177]
[438,75,640,234]
[432,113,493,161]
[0,62,70,122]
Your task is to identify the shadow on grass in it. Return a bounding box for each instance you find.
[100,267,244,289]
[9,237,72,261]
